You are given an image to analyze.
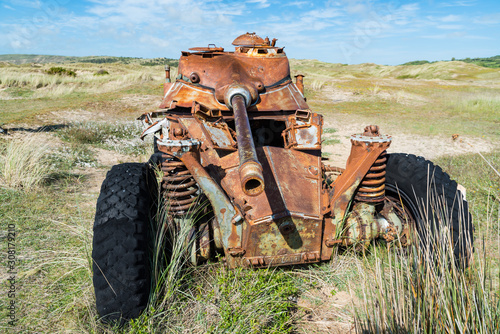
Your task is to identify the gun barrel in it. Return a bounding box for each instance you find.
[232,94,265,196]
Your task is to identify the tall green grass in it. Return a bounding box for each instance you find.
[355,193,499,333]
[447,93,500,122]
[120,192,299,333]
[0,135,51,190]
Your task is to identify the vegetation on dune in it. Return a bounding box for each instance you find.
[0,54,179,67]
[140,58,179,67]
[94,69,109,76]
[141,203,300,332]
[0,135,51,190]
[46,67,77,77]
[0,62,172,125]
[57,121,152,156]
[459,55,500,68]
[401,55,500,68]
[401,60,431,66]
[0,54,499,332]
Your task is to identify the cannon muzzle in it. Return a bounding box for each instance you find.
[229,91,265,197]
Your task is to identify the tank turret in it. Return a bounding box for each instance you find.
[160,32,308,112]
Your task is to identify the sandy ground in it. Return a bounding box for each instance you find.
[296,288,357,333]
[322,115,496,168]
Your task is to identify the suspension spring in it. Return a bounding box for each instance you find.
[355,151,387,203]
[161,154,199,215]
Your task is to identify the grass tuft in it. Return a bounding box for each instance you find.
[57,121,150,155]
[0,135,51,190]
[46,67,77,77]
[355,188,498,333]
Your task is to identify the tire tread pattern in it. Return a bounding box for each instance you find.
[386,153,474,266]
[92,163,156,322]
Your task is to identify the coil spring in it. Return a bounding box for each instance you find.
[161,155,199,215]
[355,151,387,203]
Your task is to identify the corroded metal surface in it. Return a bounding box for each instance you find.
[321,127,392,259]
[159,32,308,112]
[282,109,322,150]
[218,146,325,267]
[161,155,199,215]
[232,94,265,196]
[354,151,387,203]
[232,32,267,46]
[139,34,416,268]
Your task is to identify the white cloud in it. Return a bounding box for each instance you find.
[473,13,500,25]
[139,35,170,48]
[436,24,463,30]
[439,1,476,7]
[441,14,461,22]
[1,0,243,54]
[247,0,270,9]
[0,0,497,65]
[281,1,309,8]
[305,7,343,19]
[399,3,419,13]
[422,32,490,40]
[345,3,368,14]
[4,0,41,9]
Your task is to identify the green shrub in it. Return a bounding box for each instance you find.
[46,67,77,77]
[397,74,419,79]
[47,145,97,170]
[401,60,431,66]
[94,69,109,76]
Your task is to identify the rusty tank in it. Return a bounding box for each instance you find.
[91,33,474,323]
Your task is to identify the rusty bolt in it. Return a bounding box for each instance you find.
[308,166,319,176]
[174,127,184,137]
[228,247,245,256]
[325,238,342,247]
[279,221,295,235]
[255,82,264,92]
[363,125,380,136]
[190,72,200,83]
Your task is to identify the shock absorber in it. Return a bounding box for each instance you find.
[355,150,387,203]
[161,154,199,215]
[352,125,390,203]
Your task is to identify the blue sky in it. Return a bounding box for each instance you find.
[0,0,499,65]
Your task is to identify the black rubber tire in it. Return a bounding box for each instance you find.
[385,153,474,267]
[92,163,157,323]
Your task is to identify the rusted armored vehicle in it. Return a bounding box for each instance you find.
[92,33,473,322]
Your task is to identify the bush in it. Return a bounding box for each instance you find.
[46,67,77,77]
[401,60,431,66]
[94,69,109,76]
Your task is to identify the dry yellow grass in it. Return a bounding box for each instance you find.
[0,63,178,99]
[0,135,51,190]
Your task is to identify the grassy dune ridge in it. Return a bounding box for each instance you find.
[0,56,499,333]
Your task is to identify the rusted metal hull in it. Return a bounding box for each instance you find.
[219,146,324,267]
[140,33,411,268]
